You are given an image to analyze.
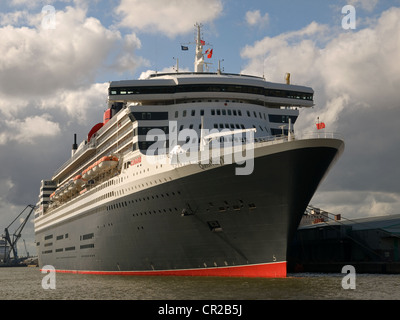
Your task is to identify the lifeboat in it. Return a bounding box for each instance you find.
[82,156,119,180]
[63,180,73,195]
[67,179,74,191]
[53,188,62,200]
[82,164,95,180]
[73,174,84,188]
[97,156,119,174]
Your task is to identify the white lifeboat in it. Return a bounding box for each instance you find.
[82,156,119,179]
[67,179,74,191]
[97,155,119,173]
[53,188,62,200]
[82,164,95,180]
[73,174,84,188]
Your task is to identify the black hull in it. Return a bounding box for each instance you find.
[36,138,343,277]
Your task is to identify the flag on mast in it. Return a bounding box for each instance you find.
[205,49,213,58]
[316,117,326,130]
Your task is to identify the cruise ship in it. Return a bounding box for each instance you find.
[34,24,344,277]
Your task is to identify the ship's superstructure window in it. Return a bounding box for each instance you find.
[271,128,289,136]
[81,233,94,240]
[132,112,168,120]
[269,115,298,124]
[138,126,169,135]
[109,83,314,101]
[80,244,94,249]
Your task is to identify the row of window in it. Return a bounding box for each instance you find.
[106,195,255,216]
[40,232,93,246]
[42,244,94,254]
[135,112,296,135]
[131,112,168,121]
[106,190,182,212]
[179,109,298,124]
[109,83,313,101]
[133,109,297,123]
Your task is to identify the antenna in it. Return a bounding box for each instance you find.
[194,22,204,72]
[173,57,179,73]
[217,59,224,75]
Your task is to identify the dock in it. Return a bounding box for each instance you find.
[288,207,400,274]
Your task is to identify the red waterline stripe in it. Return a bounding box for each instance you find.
[41,261,287,278]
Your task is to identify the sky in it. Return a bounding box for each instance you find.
[1,0,400,255]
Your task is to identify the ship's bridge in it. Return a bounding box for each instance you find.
[108,72,314,109]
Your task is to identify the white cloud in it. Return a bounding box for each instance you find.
[108,33,150,74]
[245,10,269,27]
[0,114,61,145]
[39,82,109,124]
[0,6,142,100]
[311,191,400,219]
[0,10,33,26]
[241,21,329,62]
[115,0,223,37]
[138,65,191,79]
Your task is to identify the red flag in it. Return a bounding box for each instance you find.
[316,122,326,130]
[200,40,205,45]
[207,49,213,58]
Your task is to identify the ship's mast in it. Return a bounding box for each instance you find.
[194,23,204,73]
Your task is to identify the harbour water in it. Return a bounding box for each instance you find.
[1,267,400,300]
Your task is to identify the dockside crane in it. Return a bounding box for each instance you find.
[2,205,36,265]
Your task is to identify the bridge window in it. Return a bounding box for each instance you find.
[132,112,168,120]
[109,84,313,101]
[268,115,298,124]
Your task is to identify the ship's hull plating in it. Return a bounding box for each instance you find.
[36,138,343,277]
